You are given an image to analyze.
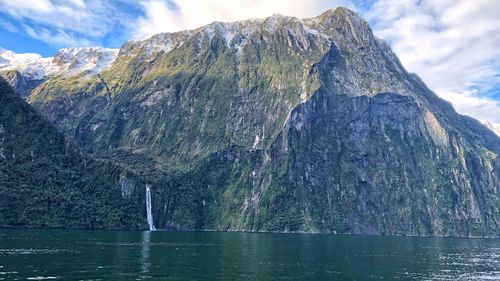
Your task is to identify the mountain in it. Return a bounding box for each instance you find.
[0,77,145,229]
[5,8,500,237]
[0,47,118,97]
[484,121,500,136]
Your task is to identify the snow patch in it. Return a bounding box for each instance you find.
[141,88,172,107]
[133,31,193,58]
[264,14,288,31]
[302,25,319,36]
[54,47,119,77]
[219,23,235,48]
[235,37,248,57]
[252,135,261,149]
[483,121,500,136]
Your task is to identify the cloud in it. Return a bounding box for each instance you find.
[366,0,500,122]
[0,0,130,47]
[0,18,19,33]
[133,0,354,39]
[23,25,92,47]
[439,89,500,123]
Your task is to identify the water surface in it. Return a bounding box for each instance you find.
[0,229,498,280]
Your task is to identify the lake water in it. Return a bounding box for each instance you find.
[0,229,498,280]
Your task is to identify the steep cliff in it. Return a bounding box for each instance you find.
[13,8,500,236]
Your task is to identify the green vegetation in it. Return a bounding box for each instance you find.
[4,9,500,237]
[0,78,145,229]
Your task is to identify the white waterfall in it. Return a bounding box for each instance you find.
[145,184,156,231]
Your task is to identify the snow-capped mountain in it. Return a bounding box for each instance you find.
[0,47,118,79]
[483,121,500,136]
[52,47,119,77]
[0,49,56,79]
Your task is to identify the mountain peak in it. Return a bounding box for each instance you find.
[311,7,360,21]
[311,7,368,28]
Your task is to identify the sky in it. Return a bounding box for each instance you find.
[0,0,499,123]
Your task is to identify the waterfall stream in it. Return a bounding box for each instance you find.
[145,184,156,231]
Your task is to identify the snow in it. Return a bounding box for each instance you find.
[219,23,235,48]
[0,47,118,79]
[264,14,286,31]
[252,135,260,149]
[53,47,118,77]
[0,49,57,79]
[136,31,193,58]
[302,25,319,36]
[483,121,500,136]
[300,80,308,102]
[234,37,248,57]
[203,25,216,42]
[145,36,174,55]
[200,22,239,48]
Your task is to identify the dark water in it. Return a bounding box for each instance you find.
[0,229,499,280]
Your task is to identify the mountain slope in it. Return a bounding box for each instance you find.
[0,77,145,229]
[15,8,500,236]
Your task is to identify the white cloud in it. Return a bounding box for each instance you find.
[438,89,500,123]
[366,0,500,122]
[133,0,354,39]
[0,18,19,33]
[23,25,91,47]
[0,0,129,47]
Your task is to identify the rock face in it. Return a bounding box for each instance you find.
[0,70,44,98]
[11,8,500,236]
[0,77,145,229]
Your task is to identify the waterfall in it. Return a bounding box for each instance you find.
[145,184,156,231]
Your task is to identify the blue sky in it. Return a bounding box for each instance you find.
[0,0,499,123]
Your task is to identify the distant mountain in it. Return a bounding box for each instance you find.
[0,77,145,229]
[484,121,500,136]
[3,8,500,237]
[0,47,117,97]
